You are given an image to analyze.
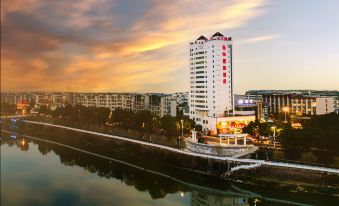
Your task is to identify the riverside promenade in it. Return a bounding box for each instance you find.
[19,120,339,175]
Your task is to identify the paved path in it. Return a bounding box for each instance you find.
[18,120,339,174]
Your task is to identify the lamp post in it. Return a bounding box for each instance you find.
[180,119,184,137]
[283,107,289,123]
[142,122,145,140]
[271,126,276,148]
[178,119,184,149]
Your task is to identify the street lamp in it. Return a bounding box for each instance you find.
[180,119,184,138]
[141,122,145,140]
[152,117,156,132]
[283,107,289,123]
[271,126,276,148]
[178,119,184,149]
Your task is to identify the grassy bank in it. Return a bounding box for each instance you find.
[22,115,182,148]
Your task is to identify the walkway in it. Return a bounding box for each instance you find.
[17,120,339,175]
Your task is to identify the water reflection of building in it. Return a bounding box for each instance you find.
[191,191,249,206]
[20,139,29,151]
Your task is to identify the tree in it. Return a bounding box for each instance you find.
[111,108,135,129]
[134,110,154,132]
[278,113,339,150]
[160,115,179,136]
[0,103,17,115]
[97,107,110,125]
[38,105,51,115]
[178,116,195,134]
[26,101,36,113]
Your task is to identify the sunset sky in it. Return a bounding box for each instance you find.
[1,0,339,94]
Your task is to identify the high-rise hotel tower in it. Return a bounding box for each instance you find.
[189,32,234,132]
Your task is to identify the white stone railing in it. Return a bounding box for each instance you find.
[231,163,262,172]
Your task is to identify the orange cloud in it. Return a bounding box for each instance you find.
[241,34,281,43]
[1,0,268,93]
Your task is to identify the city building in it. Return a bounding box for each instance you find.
[76,93,138,111]
[162,92,189,117]
[234,94,268,122]
[160,95,174,117]
[263,94,335,115]
[74,92,187,117]
[189,32,234,132]
[246,90,338,116]
[49,93,67,109]
[1,92,33,105]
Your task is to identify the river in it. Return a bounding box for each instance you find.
[1,130,338,206]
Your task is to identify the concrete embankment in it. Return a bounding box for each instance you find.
[9,120,339,188]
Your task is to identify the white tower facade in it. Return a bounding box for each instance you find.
[189,32,234,132]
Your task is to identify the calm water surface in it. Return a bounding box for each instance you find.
[1,132,338,206]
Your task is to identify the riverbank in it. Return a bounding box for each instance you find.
[2,133,338,206]
[16,116,339,168]
[22,115,182,148]
[251,147,339,169]
[3,119,338,193]
[232,166,339,195]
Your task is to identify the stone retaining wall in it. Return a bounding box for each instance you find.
[186,140,255,157]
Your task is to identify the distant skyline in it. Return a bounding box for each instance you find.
[2,0,339,94]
